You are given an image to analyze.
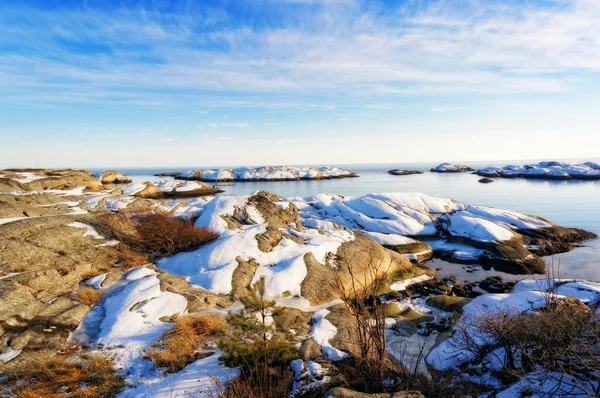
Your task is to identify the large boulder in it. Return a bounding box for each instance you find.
[99,171,132,184]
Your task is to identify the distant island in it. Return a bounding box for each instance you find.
[430,163,475,173]
[156,166,358,182]
[387,169,424,176]
[477,161,600,180]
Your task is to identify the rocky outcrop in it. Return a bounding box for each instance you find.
[299,193,595,275]
[99,171,132,184]
[476,161,600,180]
[0,212,146,364]
[430,163,475,173]
[156,180,222,197]
[301,234,415,305]
[172,165,358,182]
[387,170,423,176]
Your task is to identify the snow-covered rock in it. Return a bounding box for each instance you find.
[430,163,475,173]
[477,161,600,180]
[175,166,357,181]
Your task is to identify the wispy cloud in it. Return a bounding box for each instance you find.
[207,123,249,128]
[2,0,599,107]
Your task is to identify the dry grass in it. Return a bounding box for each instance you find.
[80,270,104,279]
[73,287,103,306]
[149,315,227,373]
[114,243,150,269]
[5,354,124,398]
[135,213,219,256]
[212,367,293,398]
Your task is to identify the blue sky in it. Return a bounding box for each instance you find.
[1,0,599,168]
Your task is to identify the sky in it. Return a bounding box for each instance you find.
[1,0,600,168]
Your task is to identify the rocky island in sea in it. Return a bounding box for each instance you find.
[387,169,424,176]
[1,168,599,397]
[157,165,358,182]
[477,160,600,180]
[429,163,475,173]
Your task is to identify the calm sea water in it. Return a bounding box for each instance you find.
[92,160,600,281]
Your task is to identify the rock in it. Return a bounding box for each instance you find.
[426,295,472,312]
[154,180,222,197]
[385,240,433,264]
[174,166,358,182]
[0,178,26,192]
[478,177,494,183]
[50,304,90,328]
[99,171,132,184]
[301,233,414,305]
[479,276,513,293]
[0,169,104,191]
[476,161,600,181]
[430,163,475,173]
[300,337,325,361]
[387,170,423,176]
[326,387,425,398]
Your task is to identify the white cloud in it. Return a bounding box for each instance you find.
[2,0,599,105]
[207,123,249,128]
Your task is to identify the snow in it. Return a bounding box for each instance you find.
[497,370,596,398]
[160,222,352,297]
[427,291,557,370]
[86,273,109,289]
[513,278,556,293]
[431,163,472,172]
[155,180,208,193]
[444,211,515,242]
[275,297,344,312]
[118,351,239,398]
[11,172,46,183]
[467,206,551,230]
[86,194,112,208]
[105,196,135,211]
[364,231,424,246]
[122,182,149,196]
[97,274,187,347]
[47,186,89,196]
[179,166,355,181]
[0,347,21,363]
[68,222,105,240]
[477,161,600,180]
[0,217,27,225]
[309,309,348,361]
[390,274,433,291]
[157,195,353,297]
[195,195,254,234]
[556,281,600,304]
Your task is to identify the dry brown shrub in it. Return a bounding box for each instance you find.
[149,315,227,373]
[212,367,293,398]
[73,287,103,306]
[6,354,124,398]
[134,213,219,256]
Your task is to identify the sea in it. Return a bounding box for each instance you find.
[90,159,600,282]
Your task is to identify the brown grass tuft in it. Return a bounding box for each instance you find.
[80,270,104,279]
[5,354,124,398]
[73,287,103,306]
[114,243,150,269]
[135,213,219,256]
[149,315,227,373]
